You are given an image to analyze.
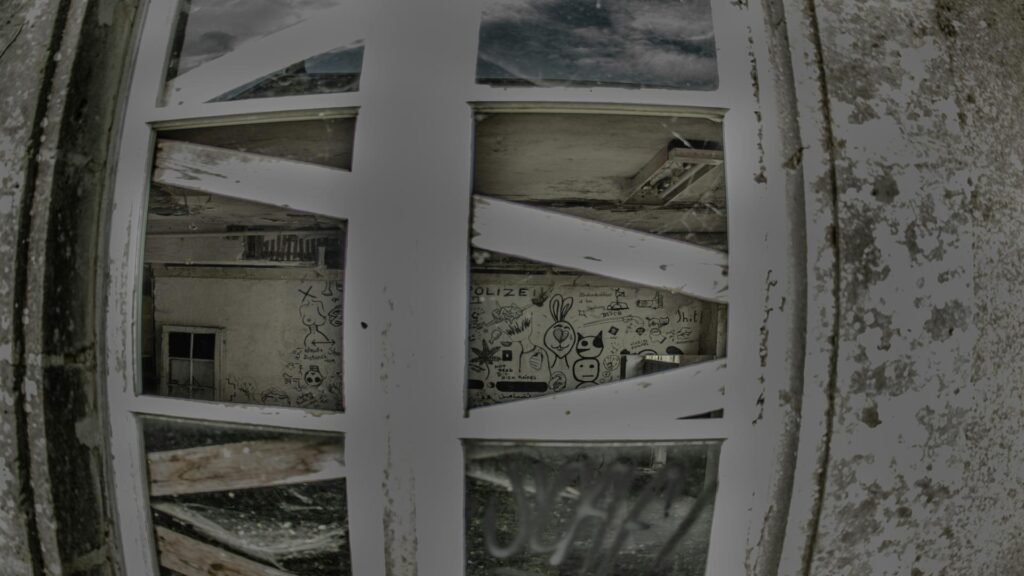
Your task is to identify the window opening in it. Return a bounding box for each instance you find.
[467,110,728,409]
[163,327,218,401]
[162,0,364,106]
[141,123,350,411]
[104,0,774,574]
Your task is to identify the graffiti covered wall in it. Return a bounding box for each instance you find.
[153,267,344,410]
[468,273,724,406]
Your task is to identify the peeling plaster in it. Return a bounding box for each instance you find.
[804,0,1024,574]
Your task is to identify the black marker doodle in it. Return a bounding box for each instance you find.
[300,298,335,351]
[470,339,501,382]
[260,388,291,406]
[575,331,604,359]
[637,291,664,309]
[543,295,577,369]
[480,454,718,575]
[606,289,629,311]
[504,312,551,377]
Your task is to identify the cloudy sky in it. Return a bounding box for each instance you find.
[171,0,341,77]
[477,0,718,90]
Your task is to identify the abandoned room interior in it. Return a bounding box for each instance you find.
[2,0,1024,575]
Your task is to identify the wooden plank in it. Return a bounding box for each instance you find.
[152,502,345,565]
[147,437,345,496]
[153,140,351,219]
[155,525,297,576]
[472,196,728,303]
[166,6,364,105]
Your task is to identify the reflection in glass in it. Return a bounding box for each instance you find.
[141,122,348,411]
[162,116,356,170]
[477,0,718,89]
[474,112,727,249]
[143,417,350,575]
[465,441,719,576]
[467,252,727,408]
[167,0,342,79]
[164,0,361,103]
[212,44,364,102]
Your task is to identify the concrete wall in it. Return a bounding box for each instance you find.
[782,1,1024,574]
[151,267,344,411]
[0,1,140,574]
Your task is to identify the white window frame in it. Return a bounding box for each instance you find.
[159,325,222,399]
[101,0,799,574]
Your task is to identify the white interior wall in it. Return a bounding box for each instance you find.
[152,267,344,410]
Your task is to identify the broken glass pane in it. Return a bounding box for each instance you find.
[142,417,350,575]
[212,44,364,102]
[465,441,720,576]
[140,122,348,411]
[467,252,727,408]
[161,116,356,170]
[476,0,718,90]
[167,0,343,79]
[163,0,362,104]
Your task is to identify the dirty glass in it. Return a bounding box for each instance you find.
[467,251,727,408]
[140,120,349,411]
[163,0,362,103]
[142,417,350,575]
[161,116,356,170]
[210,45,364,102]
[465,441,720,575]
[476,0,718,89]
[474,112,727,250]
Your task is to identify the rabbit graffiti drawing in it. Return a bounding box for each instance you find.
[543,294,577,369]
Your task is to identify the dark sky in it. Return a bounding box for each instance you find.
[477,0,718,90]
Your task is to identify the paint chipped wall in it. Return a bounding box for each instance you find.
[0,2,62,571]
[0,0,139,574]
[800,1,1024,574]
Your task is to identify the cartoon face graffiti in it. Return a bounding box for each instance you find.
[573,358,600,384]
[303,365,324,389]
[575,331,604,359]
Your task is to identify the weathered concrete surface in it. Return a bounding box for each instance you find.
[1,0,138,574]
[1,2,67,573]
[802,1,1024,574]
